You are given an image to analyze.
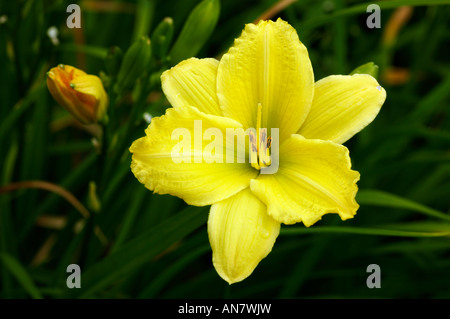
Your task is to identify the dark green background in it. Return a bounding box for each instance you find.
[0,0,449,299]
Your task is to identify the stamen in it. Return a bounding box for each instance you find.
[256,102,262,148]
[249,129,260,170]
[258,128,271,168]
[267,136,272,149]
[250,103,272,170]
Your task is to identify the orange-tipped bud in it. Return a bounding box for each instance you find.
[47,64,108,124]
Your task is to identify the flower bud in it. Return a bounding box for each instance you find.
[116,36,152,93]
[88,181,101,213]
[151,17,174,61]
[169,0,220,65]
[47,64,109,124]
[105,46,124,77]
[350,62,379,79]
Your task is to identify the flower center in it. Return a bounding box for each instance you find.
[249,103,272,170]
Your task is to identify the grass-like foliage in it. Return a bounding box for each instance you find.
[0,0,449,298]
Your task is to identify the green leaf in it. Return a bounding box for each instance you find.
[64,205,208,298]
[281,226,450,238]
[56,44,108,59]
[110,186,147,253]
[301,0,450,30]
[409,74,450,123]
[356,189,450,222]
[0,85,43,141]
[278,228,332,298]
[0,253,43,299]
[373,239,450,254]
[138,244,210,298]
[132,0,156,42]
[19,153,96,241]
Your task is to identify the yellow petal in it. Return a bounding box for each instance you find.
[208,188,280,284]
[299,74,386,144]
[71,74,109,121]
[130,105,258,206]
[216,18,314,142]
[161,58,223,116]
[250,134,360,227]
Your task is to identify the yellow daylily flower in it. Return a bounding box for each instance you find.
[130,18,386,284]
[47,64,108,124]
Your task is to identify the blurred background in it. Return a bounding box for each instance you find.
[0,0,449,299]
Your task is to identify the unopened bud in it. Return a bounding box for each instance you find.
[169,0,220,65]
[116,36,152,93]
[47,64,108,124]
[151,17,174,61]
[105,46,124,77]
[88,181,101,213]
